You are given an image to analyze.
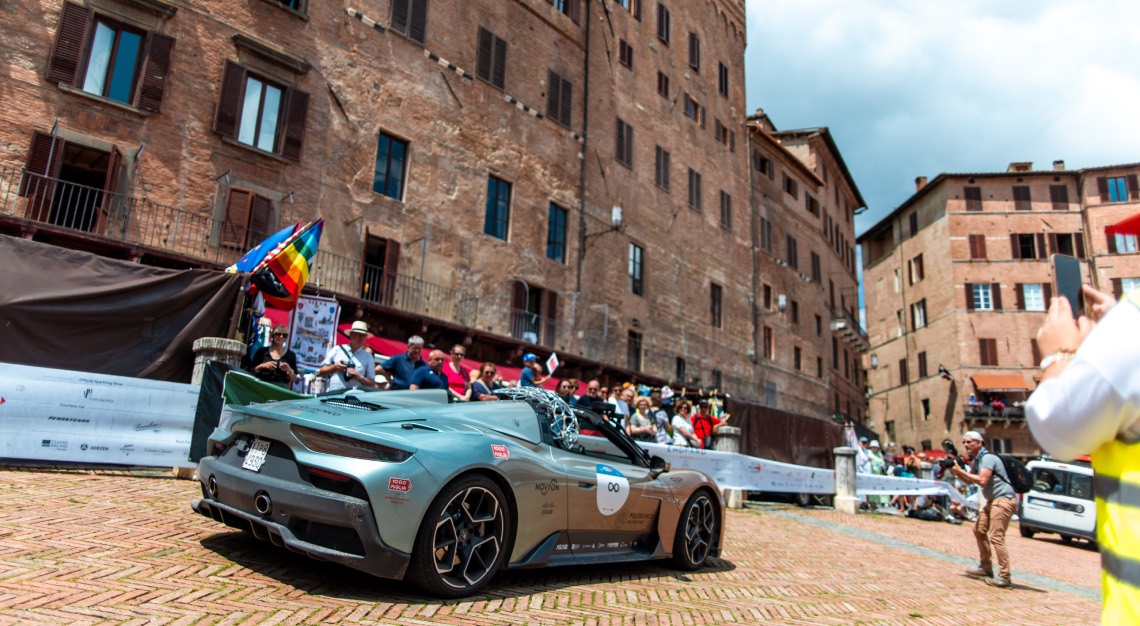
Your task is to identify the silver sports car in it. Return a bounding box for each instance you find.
[193,386,724,597]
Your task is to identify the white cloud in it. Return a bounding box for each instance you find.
[745,0,1140,232]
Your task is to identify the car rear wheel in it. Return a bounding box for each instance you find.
[672,490,717,570]
[1019,526,1034,538]
[408,475,510,598]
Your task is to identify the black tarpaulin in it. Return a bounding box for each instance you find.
[0,234,241,382]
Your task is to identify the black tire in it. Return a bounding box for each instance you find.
[672,490,718,571]
[1061,535,1072,543]
[1019,526,1034,538]
[407,475,511,598]
[794,492,812,508]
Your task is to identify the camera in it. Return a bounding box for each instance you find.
[344,370,354,381]
[938,439,967,470]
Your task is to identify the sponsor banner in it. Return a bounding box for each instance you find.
[634,440,970,505]
[288,294,340,371]
[0,362,198,467]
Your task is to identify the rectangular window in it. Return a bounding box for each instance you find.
[899,358,908,385]
[618,39,633,69]
[546,203,568,263]
[372,131,409,200]
[710,283,722,328]
[762,284,771,310]
[1105,176,1130,202]
[683,93,698,120]
[656,3,670,43]
[794,347,802,371]
[911,299,927,330]
[82,20,144,105]
[972,283,993,311]
[979,338,998,366]
[1124,277,1140,297]
[817,356,823,378]
[717,61,729,97]
[815,314,822,336]
[687,32,700,70]
[811,252,821,282]
[618,0,642,18]
[654,146,671,191]
[922,398,931,419]
[1012,233,1040,259]
[1111,232,1139,254]
[546,70,573,127]
[483,176,511,240]
[908,212,919,237]
[476,27,507,90]
[711,369,722,389]
[628,243,644,296]
[627,330,642,372]
[1013,185,1032,211]
[964,186,982,211]
[213,61,309,160]
[763,326,774,360]
[1050,184,1069,210]
[760,217,772,251]
[237,75,285,153]
[551,0,582,21]
[688,168,702,211]
[908,253,924,284]
[719,190,732,229]
[656,70,669,98]
[918,351,928,378]
[1022,283,1045,311]
[833,337,839,369]
[782,173,798,199]
[805,195,819,216]
[675,357,686,382]
[896,310,904,337]
[786,235,798,269]
[715,120,727,145]
[790,300,799,325]
[390,0,428,44]
[968,233,987,259]
[615,117,633,167]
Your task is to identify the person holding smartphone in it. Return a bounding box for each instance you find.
[1027,285,1140,623]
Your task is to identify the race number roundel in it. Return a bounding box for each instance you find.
[595,464,629,516]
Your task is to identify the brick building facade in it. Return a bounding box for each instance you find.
[0,0,868,413]
[859,161,1140,456]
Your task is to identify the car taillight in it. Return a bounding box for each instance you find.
[291,425,412,463]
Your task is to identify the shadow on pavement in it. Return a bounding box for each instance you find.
[200,530,736,603]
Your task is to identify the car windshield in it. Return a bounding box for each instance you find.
[571,406,652,468]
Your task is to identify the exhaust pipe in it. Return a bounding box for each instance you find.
[254,492,272,515]
[207,475,218,497]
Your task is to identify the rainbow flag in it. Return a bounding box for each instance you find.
[249,219,323,310]
[226,223,300,274]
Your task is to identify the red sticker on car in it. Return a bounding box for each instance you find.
[388,477,411,493]
[491,444,509,459]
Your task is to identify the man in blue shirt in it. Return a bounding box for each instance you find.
[378,335,427,390]
[410,350,448,390]
[519,353,550,388]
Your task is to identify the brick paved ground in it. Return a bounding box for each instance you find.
[0,469,1101,625]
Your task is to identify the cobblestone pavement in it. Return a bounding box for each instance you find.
[0,469,1101,625]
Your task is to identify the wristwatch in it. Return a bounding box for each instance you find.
[1039,351,1075,370]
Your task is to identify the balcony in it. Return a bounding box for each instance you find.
[963,402,1026,427]
[830,306,869,352]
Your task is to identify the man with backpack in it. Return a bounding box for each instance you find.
[946,430,1017,589]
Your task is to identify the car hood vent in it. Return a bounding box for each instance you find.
[319,395,388,412]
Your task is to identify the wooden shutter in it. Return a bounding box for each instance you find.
[46,2,91,85]
[1097,177,1109,202]
[94,145,123,235]
[688,32,699,68]
[391,0,409,35]
[213,61,246,139]
[491,34,506,89]
[1014,283,1024,310]
[1047,233,1058,255]
[559,76,571,126]
[249,194,273,244]
[1112,278,1123,301]
[546,71,560,122]
[623,122,633,167]
[280,87,309,161]
[409,0,428,43]
[1042,283,1052,304]
[1108,229,1118,254]
[568,0,581,24]
[633,0,642,20]
[381,238,400,306]
[136,32,175,113]
[221,187,253,248]
[20,131,64,222]
[476,27,492,83]
[1031,339,1041,366]
[965,283,975,310]
[1050,184,1068,210]
[1009,234,1020,259]
[1036,233,1047,259]
[1075,232,1086,259]
[616,118,625,164]
[542,290,558,346]
[991,283,1002,310]
[1130,174,1140,200]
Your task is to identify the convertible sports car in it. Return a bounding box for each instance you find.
[193,385,724,597]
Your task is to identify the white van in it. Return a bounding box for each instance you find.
[1018,458,1096,544]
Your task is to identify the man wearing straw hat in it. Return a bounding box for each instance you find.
[318,320,379,392]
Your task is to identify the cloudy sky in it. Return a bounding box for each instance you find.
[744,0,1140,237]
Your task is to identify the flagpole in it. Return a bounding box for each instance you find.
[226,274,253,340]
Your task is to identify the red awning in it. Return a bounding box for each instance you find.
[971,374,1033,393]
[1106,213,1140,236]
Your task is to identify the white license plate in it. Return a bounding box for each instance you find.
[242,439,271,472]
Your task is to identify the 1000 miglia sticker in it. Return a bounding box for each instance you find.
[596,464,629,515]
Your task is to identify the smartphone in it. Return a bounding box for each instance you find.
[1052,254,1082,315]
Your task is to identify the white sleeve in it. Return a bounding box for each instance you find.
[1026,303,1140,460]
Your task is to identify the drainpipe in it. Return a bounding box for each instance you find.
[574,0,593,295]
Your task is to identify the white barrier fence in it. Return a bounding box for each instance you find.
[0,363,198,468]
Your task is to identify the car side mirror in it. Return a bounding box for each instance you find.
[649,455,670,479]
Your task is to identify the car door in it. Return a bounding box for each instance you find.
[550,445,672,558]
[1023,466,1068,530]
[1062,471,1095,538]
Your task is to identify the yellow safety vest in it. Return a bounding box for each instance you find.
[1093,292,1140,624]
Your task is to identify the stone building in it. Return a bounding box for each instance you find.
[746,113,867,422]
[858,161,1140,456]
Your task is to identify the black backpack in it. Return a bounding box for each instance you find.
[985,452,1033,494]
